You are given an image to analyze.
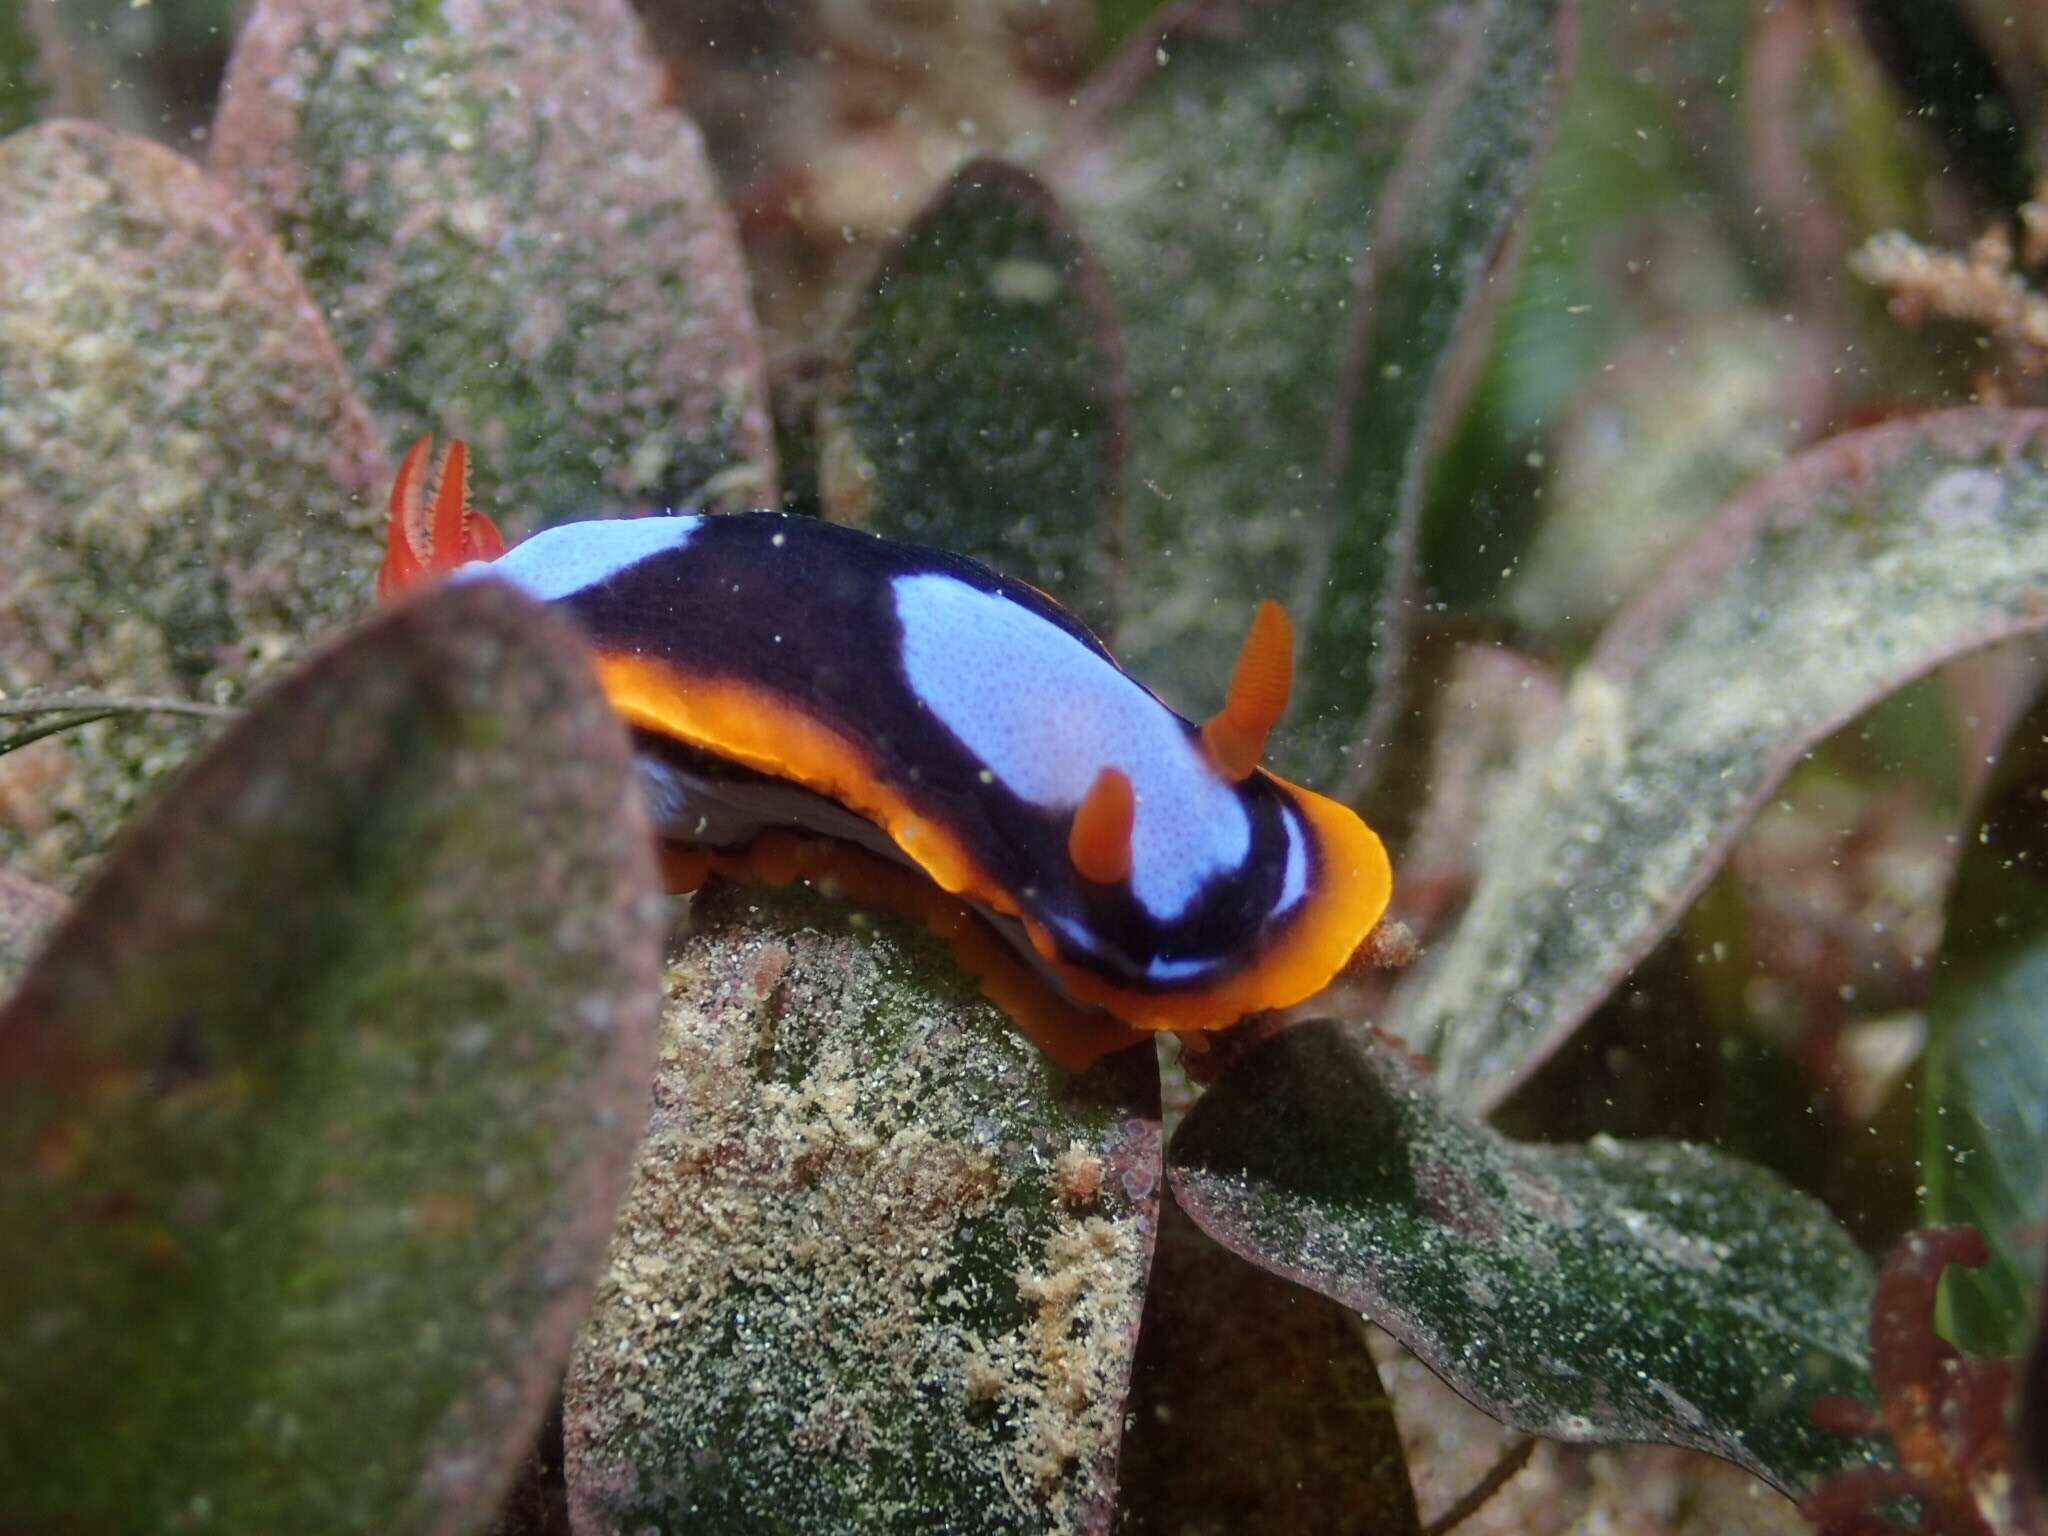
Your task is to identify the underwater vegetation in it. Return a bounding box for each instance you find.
[3,0,2048,1531]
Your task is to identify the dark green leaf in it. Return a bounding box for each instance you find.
[2023,1261,2048,1511]
[1394,409,2048,1110]
[1852,0,2032,212]
[1171,1021,1881,1495]
[1923,687,2048,1355]
[1052,0,1571,788]
[0,120,388,887]
[0,582,665,1533]
[822,159,1125,631]
[566,882,1160,1536]
[212,0,778,529]
[35,0,242,140]
[0,0,46,135]
[1115,1198,1419,1536]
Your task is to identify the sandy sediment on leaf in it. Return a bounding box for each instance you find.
[567,886,1155,1535]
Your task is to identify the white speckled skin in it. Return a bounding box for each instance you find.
[893,572,1249,924]
[476,516,703,602]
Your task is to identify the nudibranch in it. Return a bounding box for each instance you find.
[378,438,1392,1069]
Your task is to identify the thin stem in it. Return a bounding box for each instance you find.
[0,695,239,758]
[1423,1437,1537,1536]
[0,694,239,721]
[0,711,122,756]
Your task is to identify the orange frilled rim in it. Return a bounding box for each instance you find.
[595,652,1394,1040]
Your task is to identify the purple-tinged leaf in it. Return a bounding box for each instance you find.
[1394,409,2048,1110]
[0,120,387,886]
[0,582,664,1534]
[212,0,778,528]
[1171,1021,1881,1496]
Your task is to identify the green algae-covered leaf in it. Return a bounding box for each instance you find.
[1170,1020,1881,1496]
[1394,409,2048,1111]
[567,882,1160,1536]
[0,867,61,992]
[211,0,777,529]
[820,159,1125,632]
[1052,0,1571,785]
[1115,1198,1419,1536]
[0,582,665,1534]
[1923,688,2048,1356]
[1508,309,1829,638]
[0,119,388,887]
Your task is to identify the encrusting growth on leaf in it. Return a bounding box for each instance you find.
[1852,183,2048,375]
[1052,1142,1105,1209]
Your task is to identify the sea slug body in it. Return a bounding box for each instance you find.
[379,438,1392,1068]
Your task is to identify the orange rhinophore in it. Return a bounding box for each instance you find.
[377,435,507,601]
[1069,767,1136,885]
[1202,599,1294,781]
